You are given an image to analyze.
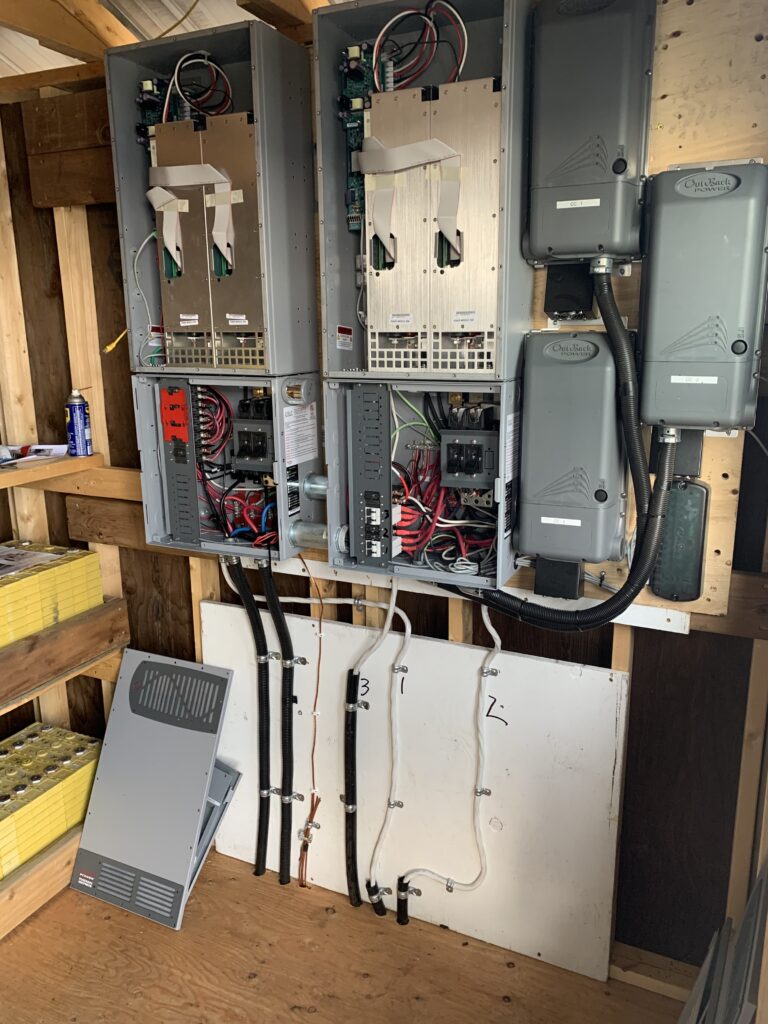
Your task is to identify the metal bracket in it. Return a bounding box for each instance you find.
[404,885,421,898]
[393,665,408,675]
[387,799,404,809]
[339,794,357,814]
[446,879,456,893]
[481,667,499,678]
[345,700,370,712]
[281,791,304,804]
[283,656,308,668]
[369,887,392,903]
[474,786,492,797]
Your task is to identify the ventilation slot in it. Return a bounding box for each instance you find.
[96,861,136,902]
[135,876,176,918]
[129,661,226,733]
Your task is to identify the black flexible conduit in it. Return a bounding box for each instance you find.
[366,880,388,917]
[228,559,271,876]
[396,876,410,926]
[443,272,679,632]
[593,273,652,544]
[344,669,363,907]
[261,564,295,886]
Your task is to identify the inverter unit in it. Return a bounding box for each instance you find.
[641,162,768,429]
[528,0,656,262]
[515,331,626,563]
[71,650,240,930]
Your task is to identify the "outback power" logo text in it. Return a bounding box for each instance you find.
[675,171,740,198]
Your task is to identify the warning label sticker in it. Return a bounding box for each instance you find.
[336,325,353,350]
[283,402,319,466]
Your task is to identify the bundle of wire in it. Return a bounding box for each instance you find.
[161,50,234,123]
[195,387,278,547]
[372,1,468,92]
[391,395,496,577]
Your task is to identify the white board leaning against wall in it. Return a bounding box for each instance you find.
[202,600,629,981]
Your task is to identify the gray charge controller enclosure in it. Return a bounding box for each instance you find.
[515,332,626,563]
[641,163,768,429]
[528,0,656,262]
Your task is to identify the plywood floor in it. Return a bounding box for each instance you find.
[0,852,680,1024]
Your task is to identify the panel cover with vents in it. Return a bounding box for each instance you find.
[71,649,239,930]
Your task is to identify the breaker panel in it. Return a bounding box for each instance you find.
[133,374,325,560]
[106,21,316,376]
[325,379,519,589]
[315,0,533,380]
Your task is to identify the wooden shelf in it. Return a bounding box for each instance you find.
[0,597,129,716]
[0,827,82,942]
[0,453,105,491]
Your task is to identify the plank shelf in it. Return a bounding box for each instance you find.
[0,453,105,492]
[0,596,129,717]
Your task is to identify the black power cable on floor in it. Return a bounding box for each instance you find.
[228,559,271,876]
[261,563,296,886]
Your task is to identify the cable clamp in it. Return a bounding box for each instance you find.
[387,799,404,809]
[353,596,365,611]
[474,786,492,797]
[446,879,456,893]
[369,887,392,903]
[393,664,408,674]
[259,788,271,798]
[339,794,357,813]
[399,885,421,898]
[268,786,282,797]
[345,700,370,712]
[282,656,307,668]
[266,651,281,662]
[481,667,499,678]
[256,654,272,665]
[304,819,321,831]
[281,791,304,804]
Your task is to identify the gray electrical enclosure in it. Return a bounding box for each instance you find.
[71,649,239,930]
[325,378,519,589]
[641,163,768,429]
[314,0,533,380]
[528,0,656,262]
[515,332,626,563]
[105,22,316,375]
[133,372,325,560]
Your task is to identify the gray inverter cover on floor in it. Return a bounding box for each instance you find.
[70,649,240,930]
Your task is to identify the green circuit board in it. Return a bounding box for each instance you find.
[338,44,376,232]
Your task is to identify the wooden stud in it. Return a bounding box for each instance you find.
[0,62,105,103]
[0,122,49,544]
[350,584,366,627]
[54,205,110,460]
[448,597,474,645]
[29,465,142,501]
[308,576,338,622]
[189,558,222,662]
[51,0,136,50]
[237,0,326,30]
[609,942,695,1004]
[364,586,389,629]
[611,625,634,675]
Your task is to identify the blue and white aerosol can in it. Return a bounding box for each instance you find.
[64,389,93,457]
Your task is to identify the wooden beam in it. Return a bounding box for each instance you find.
[0,0,106,61]
[0,827,82,942]
[448,597,474,645]
[237,0,326,31]
[52,0,136,49]
[0,598,129,716]
[0,454,104,492]
[0,122,49,544]
[0,62,104,104]
[690,572,768,642]
[28,465,142,502]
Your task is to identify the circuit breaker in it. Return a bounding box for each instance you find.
[528,0,656,262]
[515,332,627,564]
[133,373,325,560]
[106,21,316,375]
[641,163,768,429]
[315,0,533,380]
[326,379,519,589]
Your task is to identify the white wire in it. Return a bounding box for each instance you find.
[429,0,468,76]
[367,613,412,889]
[401,604,499,894]
[372,11,435,91]
[354,579,399,675]
[133,231,165,365]
[163,51,233,123]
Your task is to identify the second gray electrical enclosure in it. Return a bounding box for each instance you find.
[528,0,656,262]
[515,332,626,563]
[105,22,316,375]
[641,162,768,429]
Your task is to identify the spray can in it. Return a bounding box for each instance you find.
[64,389,93,457]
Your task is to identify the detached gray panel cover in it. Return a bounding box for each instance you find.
[515,332,626,562]
[71,649,237,929]
[641,163,768,429]
[528,0,655,260]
